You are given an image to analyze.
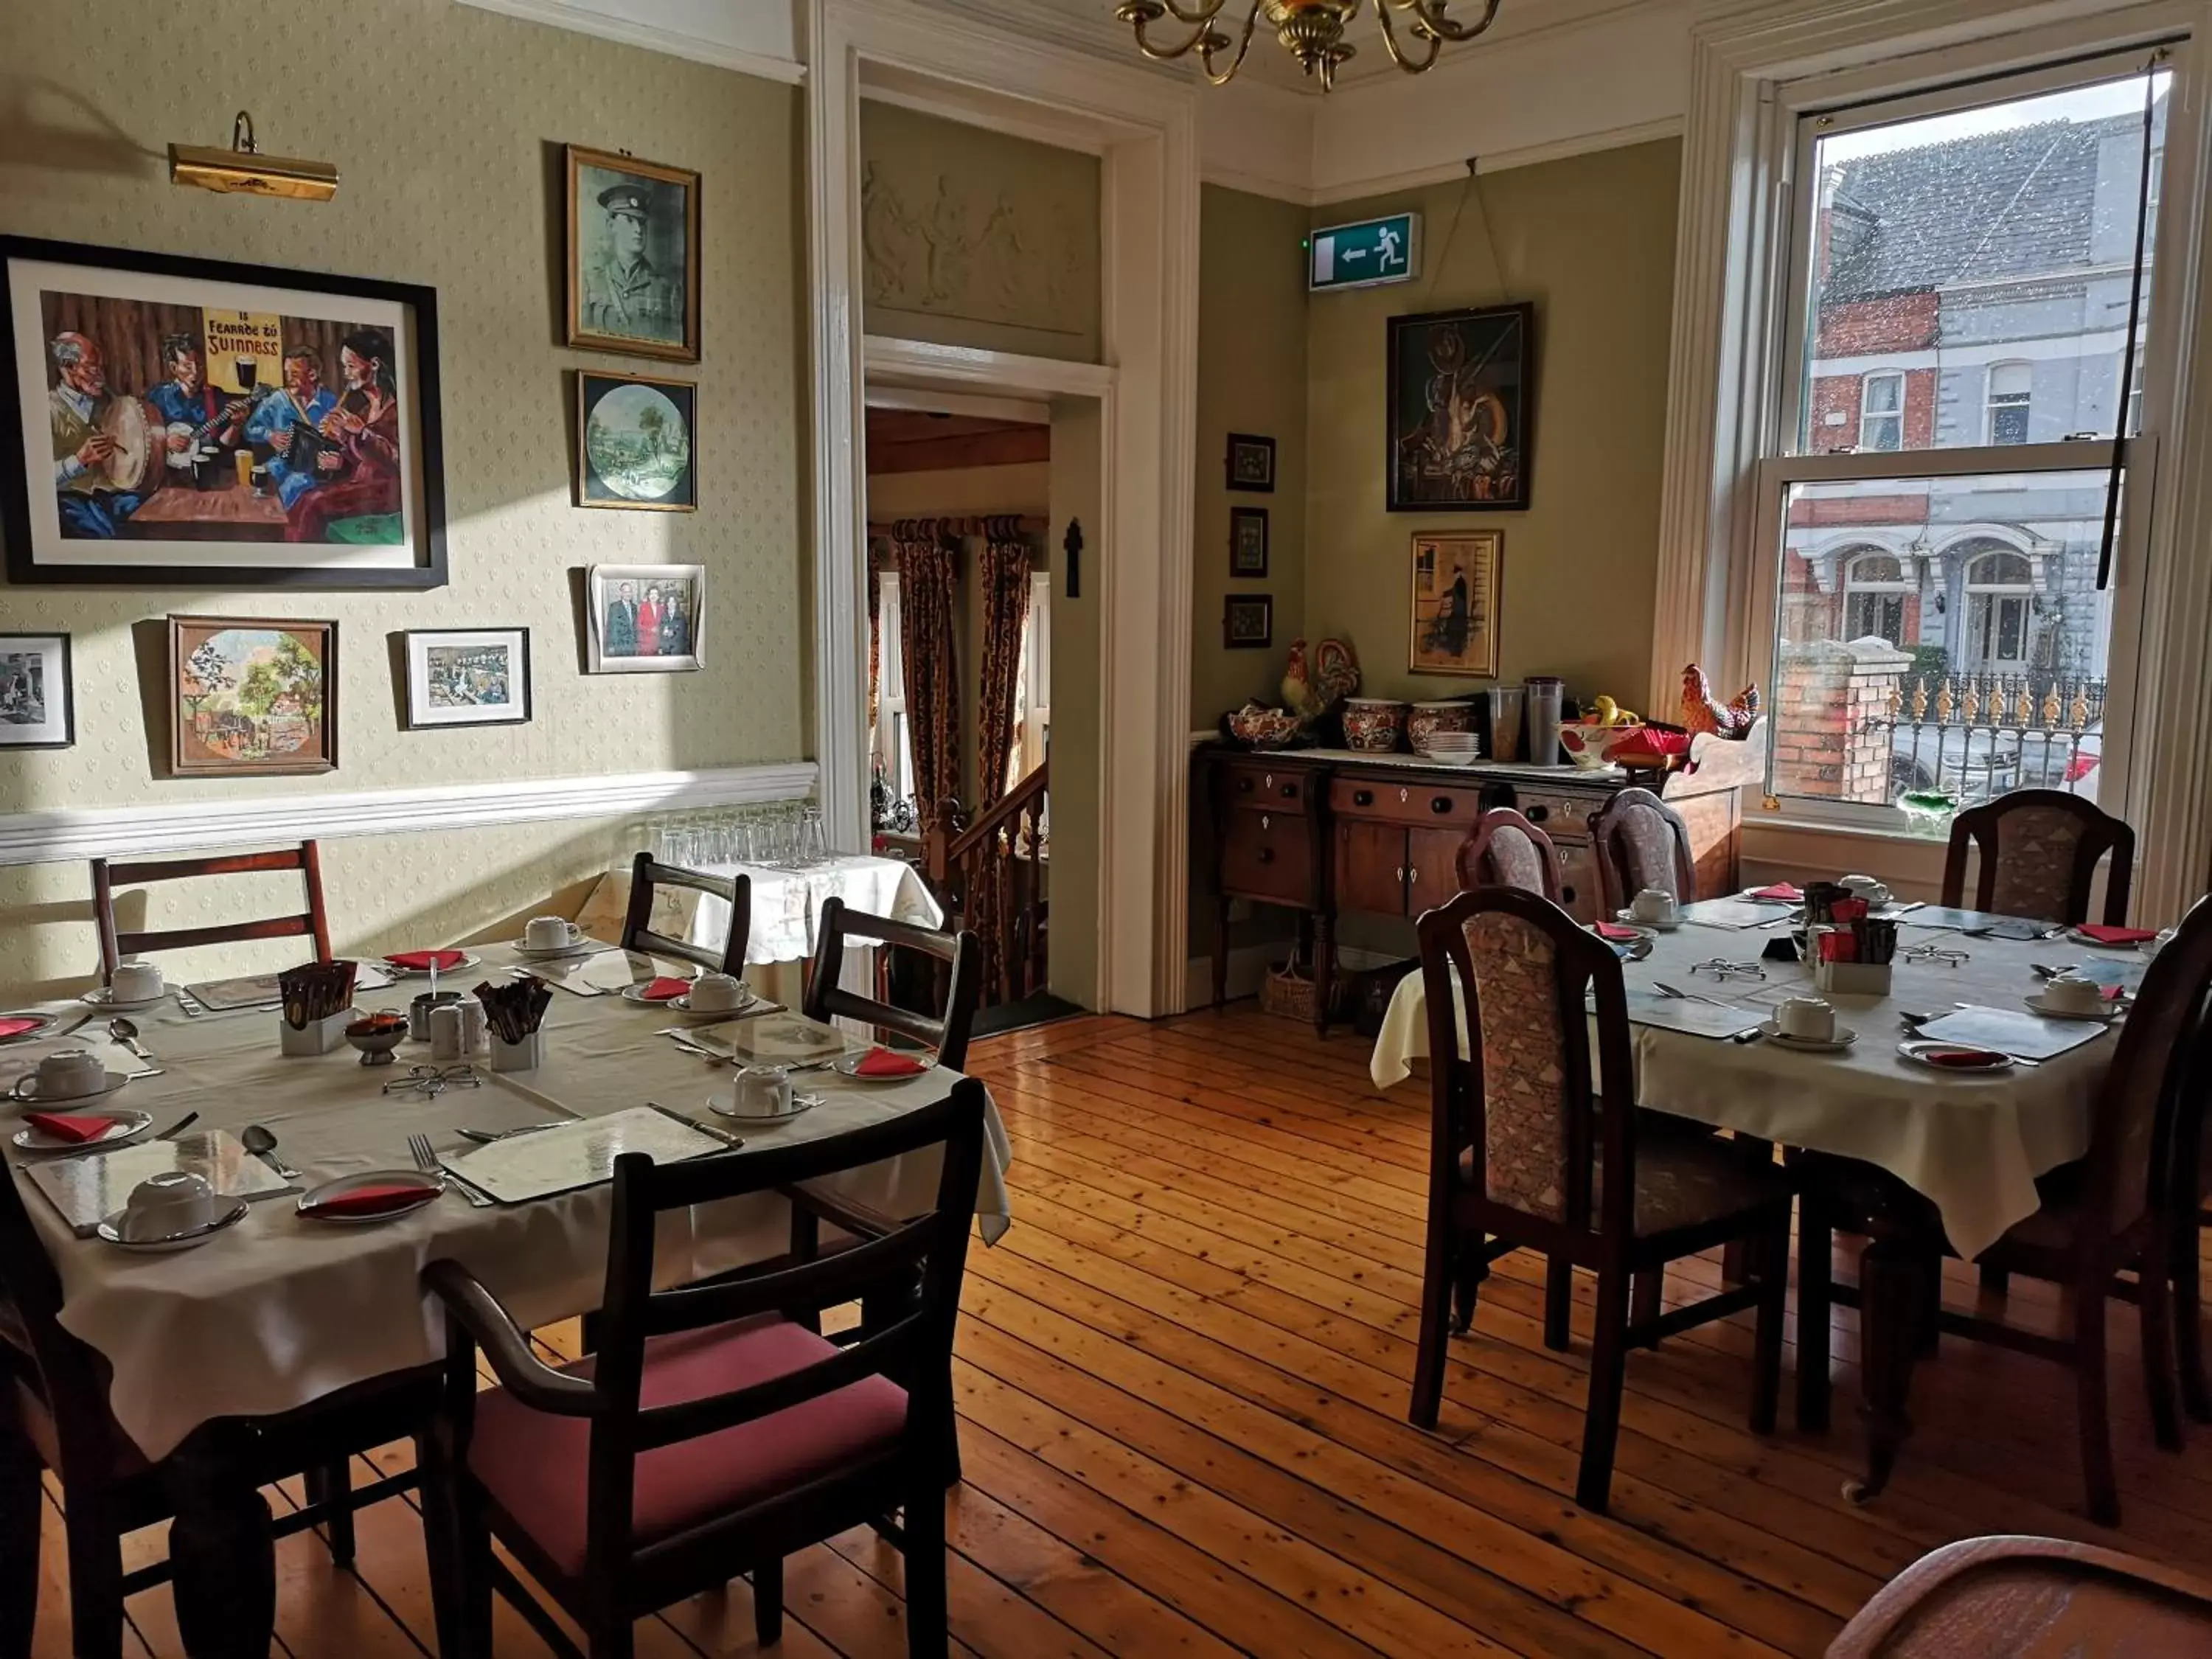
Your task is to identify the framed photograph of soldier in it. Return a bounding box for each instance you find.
[1387,303,1534,512]
[0,235,448,588]
[403,627,532,730]
[586,563,704,674]
[167,615,338,778]
[0,633,72,750]
[1408,530,1503,677]
[565,146,699,362]
[1229,507,1269,577]
[575,372,696,512]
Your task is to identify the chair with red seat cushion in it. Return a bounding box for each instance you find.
[419,1084,989,1659]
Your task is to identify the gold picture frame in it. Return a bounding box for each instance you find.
[1408,530,1501,677]
[563,145,700,362]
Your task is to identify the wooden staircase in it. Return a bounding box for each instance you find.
[924,759,1048,1008]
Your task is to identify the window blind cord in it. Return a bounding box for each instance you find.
[2098,55,2163,591]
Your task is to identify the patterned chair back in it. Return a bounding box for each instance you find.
[1455,807,1562,901]
[1941,790,2135,925]
[1416,885,1640,1242]
[1590,787,1697,915]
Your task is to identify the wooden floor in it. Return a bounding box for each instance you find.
[29,1005,2212,1657]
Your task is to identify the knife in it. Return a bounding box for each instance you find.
[647,1100,744,1150]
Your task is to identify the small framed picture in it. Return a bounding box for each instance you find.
[1229,507,1269,577]
[403,627,532,729]
[1223,594,1273,650]
[565,145,700,361]
[0,632,72,748]
[1225,433,1275,493]
[1409,530,1503,677]
[576,372,696,512]
[169,614,337,776]
[588,563,704,673]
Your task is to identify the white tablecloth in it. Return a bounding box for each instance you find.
[7,942,1009,1460]
[687,855,942,967]
[1371,921,2113,1260]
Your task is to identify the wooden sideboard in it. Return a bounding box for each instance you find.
[1197,731,1761,1032]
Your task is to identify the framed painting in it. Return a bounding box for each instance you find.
[403,627,531,729]
[1229,506,1268,577]
[169,615,337,776]
[1408,531,1502,678]
[566,145,700,362]
[575,371,695,511]
[0,235,447,588]
[1223,594,1273,650]
[587,563,704,673]
[0,632,72,749]
[1387,303,1534,512]
[1225,433,1274,493]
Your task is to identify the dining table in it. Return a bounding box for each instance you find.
[0,936,1011,1649]
[1370,897,2142,1493]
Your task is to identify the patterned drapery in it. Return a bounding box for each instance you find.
[895,519,961,817]
[975,518,1034,807]
[866,538,883,737]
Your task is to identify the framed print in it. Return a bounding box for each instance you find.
[575,372,695,511]
[565,145,700,362]
[588,563,704,673]
[1222,594,1273,650]
[168,615,337,776]
[0,234,447,588]
[1225,433,1275,493]
[1409,531,1502,677]
[1229,507,1269,578]
[1388,302,1534,512]
[0,633,72,748]
[403,627,531,729]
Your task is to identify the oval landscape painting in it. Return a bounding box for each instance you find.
[580,375,694,509]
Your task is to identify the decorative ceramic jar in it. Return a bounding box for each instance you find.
[1341,698,1409,753]
[1406,700,1475,755]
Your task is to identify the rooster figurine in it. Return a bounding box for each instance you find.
[1280,639,1323,723]
[1279,637,1361,726]
[1679,664,1761,740]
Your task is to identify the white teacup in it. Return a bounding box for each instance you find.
[1839,874,1893,907]
[15,1048,108,1102]
[2043,973,2107,1015]
[687,972,745,1012]
[1776,996,1837,1043]
[524,917,582,951]
[729,1065,793,1119]
[120,1171,220,1242]
[110,961,164,1002]
[1630,888,1677,925]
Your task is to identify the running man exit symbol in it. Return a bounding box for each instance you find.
[1307,213,1421,293]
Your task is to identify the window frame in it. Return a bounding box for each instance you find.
[1984,360,2034,445]
[872,568,916,807]
[1857,370,1906,451]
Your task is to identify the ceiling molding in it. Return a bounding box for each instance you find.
[1310,115,1686,205]
[453,0,807,80]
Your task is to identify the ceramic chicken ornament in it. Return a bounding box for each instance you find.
[1679,664,1760,739]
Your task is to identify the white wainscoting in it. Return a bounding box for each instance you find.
[0,761,818,867]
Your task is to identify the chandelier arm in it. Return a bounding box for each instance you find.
[1126,10,1231,64]
[1156,0,1234,27]
[1395,0,1503,44]
[1199,1,1264,84]
[1370,0,1442,74]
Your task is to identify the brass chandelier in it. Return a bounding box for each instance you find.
[1115,0,1502,91]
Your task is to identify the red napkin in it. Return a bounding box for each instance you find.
[304,1181,438,1218]
[24,1112,118,1144]
[386,950,467,971]
[1592,922,1644,942]
[0,1018,43,1040]
[2076,925,2157,945]
[1749,883,1804,902]
[1925,1046,2006,1069]
[641,976,692,1001]
[854,1048,927,1078]
[2104,984,2127,1001]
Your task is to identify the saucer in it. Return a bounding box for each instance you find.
[1897,1039,2013,1073]
[707,1091,821,1126]
[96,1197,250,1253]
[80,987,167,1012]
[619,982,756,1018]
[296,1170,445,1224]
[510,936,596,961]
[0,1012,59,1046]
[1616,909,1680,933]
[1756,1020,1857,1053]
[7,1071,131,1107]
[2024,993,2121,1023]
[11,1108,152,1152]
[832,1052,933,1083]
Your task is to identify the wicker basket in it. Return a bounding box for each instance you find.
[1259,956,1315,1022]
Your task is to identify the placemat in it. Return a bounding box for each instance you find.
[1913,1006,2114,1062]
[26,1130,295,1237]
[439,1106,723,1204]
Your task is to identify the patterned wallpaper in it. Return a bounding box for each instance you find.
[0,0,807,992]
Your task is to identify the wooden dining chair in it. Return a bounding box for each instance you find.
[0,1157,431,1658]
[618,851,751,976]
[1408,885,1794,1512]
[2171,994,2212,1423]
[804,897,982,1072]
[91,841,333,982]
[1454,806,1562,900]
[417,1087,989,1659]
[1798,895,2212,1525]
[1589,787,1697,914]
[1940,789,2135,925]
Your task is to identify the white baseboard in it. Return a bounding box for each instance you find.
[0,761,818,867]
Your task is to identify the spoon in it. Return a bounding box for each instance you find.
[108,1018,153,1062]
[240,1124,304,1182]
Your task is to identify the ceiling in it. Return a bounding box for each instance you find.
[864,409,1052,475]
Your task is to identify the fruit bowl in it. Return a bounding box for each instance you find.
[1225,705,1304,748]
[1559,721,1644,770]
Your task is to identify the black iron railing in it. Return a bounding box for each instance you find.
[1868,672,2107,804]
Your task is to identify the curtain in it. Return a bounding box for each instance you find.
[975,518,1034,808]
[895,518,961,818]
[866,539,883,737]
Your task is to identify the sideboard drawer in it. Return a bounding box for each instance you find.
[1329,776,1483,828]
[1512,788,1606,837]
[1224,763,1312,814]
[1220,809,1316,904]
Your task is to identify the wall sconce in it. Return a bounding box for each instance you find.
[170,111,338,202]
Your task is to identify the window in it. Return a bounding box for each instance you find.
[1756,53,2166,819]
[1859,372,1904,451]
[2123,347,2146,437]
[1009,569,1053,788]
[1985,361,2032,445]
[872,569,916,809]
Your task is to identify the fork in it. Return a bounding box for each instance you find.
[408,1133,494,1208]
[1653,980,1735,1009]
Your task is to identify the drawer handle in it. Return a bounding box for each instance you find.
[1353,789,1374,807]
[1526,804,1549,822]
[1281,784,1298,799]
[1257,847,1275,864]
[1562,885,1576,904]
[1430,796,1452,814]
[1236,776,1254,793]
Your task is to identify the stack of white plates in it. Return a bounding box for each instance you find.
[1419,732,1482,766]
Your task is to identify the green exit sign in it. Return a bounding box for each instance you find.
[1308,213,1421,292]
